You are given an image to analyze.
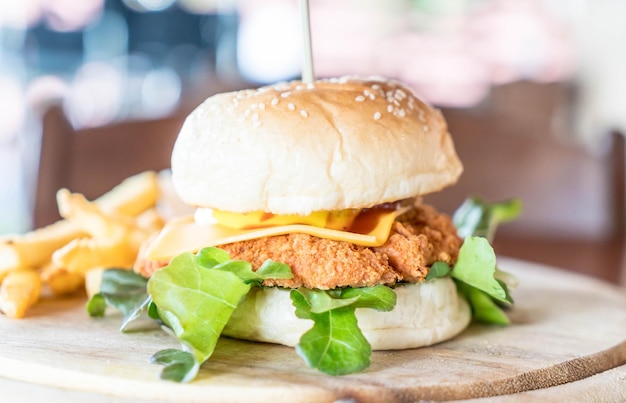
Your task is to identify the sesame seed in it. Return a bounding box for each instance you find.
[288,103,295,110]
[387,105,394,113]
[271,98,279,106]
[368,93,376,100]
[281,91,291,98]
[301,109,308,117]
[252,113,259,121]
[355,95,365,102]
[423,125,429,132]
[418,109,426,122]
[373,112,381,120]
[398,109,406,117]
[259,102,266,110]
[253,121,262,128]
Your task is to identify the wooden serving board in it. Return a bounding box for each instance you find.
[0,258,625,402]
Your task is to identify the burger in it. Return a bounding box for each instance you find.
[117,76,514,381]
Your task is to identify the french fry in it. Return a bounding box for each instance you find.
[0,221,87,280]
[96,171,160,216]
[52,238,135,276]
[135,208,165,234]
[40,263,85,296]
[85,267,105,299]
[57,190,135,245]
[0,270,42,318]
[0,171,160,275]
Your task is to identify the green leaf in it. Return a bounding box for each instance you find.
[290,286,396,375]
[339,285,396,311]
[451,237,509,303]
[150,349,199,383]
[453,197,522,242]
[426,261,452,280]
[255,260,293,280]
[148,252,252,364]
[147,247,294,381]
[108,294,152,331]
[456,281,510,325]
[196,247,231,268]
[99,268,149,294]
[295,288,360,314]
[147,301,160,320]
[212,259,293,286]
[86,269,151,331]
[86,293,106,317]
[446,198,519,326]
[212,260,258,283]
[291,290,372,375]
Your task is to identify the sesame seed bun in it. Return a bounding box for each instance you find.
[171,76,463,214]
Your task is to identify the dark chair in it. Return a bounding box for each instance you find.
[425,82,626,285]
[33,104,186,227]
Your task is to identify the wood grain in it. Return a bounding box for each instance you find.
[0,258,625,402]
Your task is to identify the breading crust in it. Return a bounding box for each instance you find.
[136,203,461,289]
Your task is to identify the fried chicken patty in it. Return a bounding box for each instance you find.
[135,203,461,289]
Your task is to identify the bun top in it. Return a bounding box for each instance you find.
[171,76,463,215]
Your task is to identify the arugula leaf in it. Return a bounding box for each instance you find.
[439,198,521,324]
[426,261,452,280]
[450,237,508,303]
[150,349,199,383]
[86,293,106,317]
[455,282,510,325]
[290,286,395,375]
[147,247,293,382]
[453,197,521,242]
[295,288,360,314]
[339,285,396,311]
[85,269,151,331]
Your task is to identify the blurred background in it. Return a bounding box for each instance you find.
[1,0,625,282]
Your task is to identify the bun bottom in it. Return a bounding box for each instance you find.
[223,278,471,350]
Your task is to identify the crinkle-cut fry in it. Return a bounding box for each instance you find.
[0,171,160,275]
[40,262,85,296]
[52,238,136,276]
[0,270,42,318]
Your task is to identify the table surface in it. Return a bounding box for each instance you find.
[0,257,625,403]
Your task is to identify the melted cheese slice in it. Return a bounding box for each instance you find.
[147,206,409,261]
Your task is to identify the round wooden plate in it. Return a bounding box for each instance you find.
[0,258,625,402]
